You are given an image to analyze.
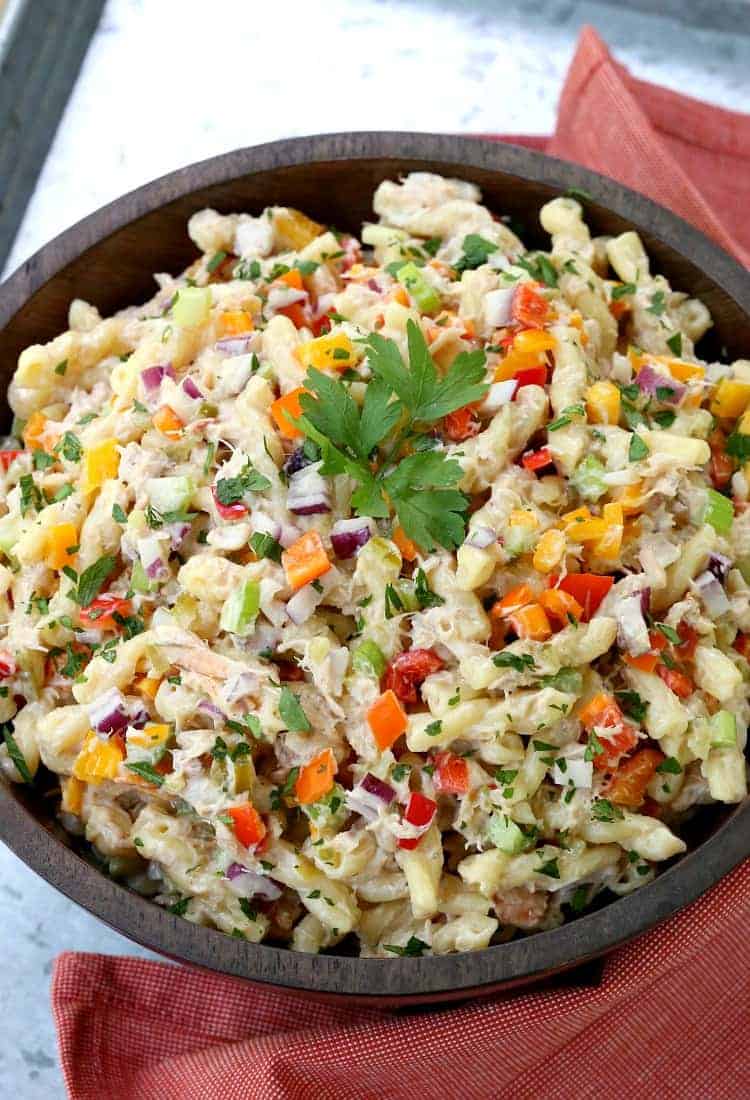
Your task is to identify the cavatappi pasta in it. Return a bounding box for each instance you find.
[1,173,748,958]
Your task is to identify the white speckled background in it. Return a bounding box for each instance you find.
[1,0,749,1094]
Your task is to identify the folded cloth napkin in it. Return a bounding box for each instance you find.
[51,27,750,1100]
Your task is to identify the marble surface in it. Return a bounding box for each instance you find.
[1,1,749,1096]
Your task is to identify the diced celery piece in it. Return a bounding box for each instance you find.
[704,488,734,534]
[570,455,608,501]
[146,475,195,515]
[504,524,536,559]
[488,812,526,854]
[352,640,387,678]
[173,286,211,327]
[396,262,441,314]
[709,709,737,748]
[220,579,260,636]
[131,560,154,594]
[543,667,583,694]
[361,224,408,247]
[0,513,21,555]
[394,579,420,613]
[302,782,348,830]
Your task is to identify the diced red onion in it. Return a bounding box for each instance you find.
[286,583,325,625]
[466,525,496,550]
[693,570,731,616]
[165,522,192,550]
[287,461,331,516]
[138,535,168,580]
[125,699,150,729]
[482,379,517,413]
[215,335,253,357]
[367,278,381,292]
[181,377,203,400]
[636,365,685,404]
[708,552,732,583]
[225,864,282,901]
[484,287,515,328]
[345,785,389,823]
[330,517,374,558]
[615,593,651,656]
[221,671,258,705]
[283,447,313,478]
[361,772,396,804]
[140,363,175,393]
[198,699,226,722]
[88,687,128,734]
[639,587,651,615]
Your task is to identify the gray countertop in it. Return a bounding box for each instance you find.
[2,0,749,1095]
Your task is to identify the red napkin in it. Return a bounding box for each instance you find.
[52,27,750,1099]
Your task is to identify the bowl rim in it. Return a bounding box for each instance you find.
[1,131,749,1000]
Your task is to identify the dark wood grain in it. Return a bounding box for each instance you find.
[0,133,748,1002]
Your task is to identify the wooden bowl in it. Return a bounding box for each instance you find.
[1,133,748,1004]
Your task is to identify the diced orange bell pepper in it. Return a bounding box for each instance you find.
[393,525,418,561]
[282,529,331,591]
[152,405,183,440]
[615,482,645,516]
[277,268,304,291]
[512,282,549,328]
[592,502,624,560]
[24,410,55,453]
[513,328,556,355]
[277,302,309,329]
[657,665,694,698]
[624,651,660,673]
[271,387,307,438]
[494,584,536,617]
[508,602,552,641]
[539,587,583,625]
[45,522,78,570]
[226,803,266,847]
[389,285,410,307]
[134,675,162,701]
[367,689,408,751]
[295,748,337,805]
[296,331,355,372]
[579,692,623,731]
[218,309,254,336]
[61,775,85,816]
[607,747,665,807]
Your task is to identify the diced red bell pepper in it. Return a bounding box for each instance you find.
[212,486,248,521]
[277,302,310,329]
[734,632,750,660]
[79,595,132,631]
[0,651,17,678]
[512,283,550,328]
[593,723,639,771]
[310,311,334,337]
[674,622,698,661]
[521,446,553,472]
[657,665,694,699]
[276,659,305,682]
[433,751,469,795]
[442,404,481,442]
[553,573,614,621]
[513,365,547,391]
[383,648,444,705]
[709,430,734,490]
[397,791,437,850]
[0,450,23,470]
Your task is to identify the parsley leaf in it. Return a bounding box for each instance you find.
[454,234,497,273]
[646,290,666,316]
[655,622,681,645]
[215,463,271,505]
[414,568,444,609]
[33,449,55,470]
[126,761,164,786]
[726,432,750,462]
[666,332,683,356]
[611,283,636,301]
[58,432,82,463]
[591,799,624,822]
[629,434,649,462]
[249,531,282,562]
[615,690,648,723]
[492,651,536,672]
[75,555,117,607]
[384,936,429,957]
[278,686,311,732]
[536,857,560,879]
[2,724,33,783]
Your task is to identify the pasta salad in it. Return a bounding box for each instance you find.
[1,173,748,958]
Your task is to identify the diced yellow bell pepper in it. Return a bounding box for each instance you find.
[508,509,539,529]
[274,208,324,251]
[61,775,85,816]
[232,758,255,794]
[127,723,171,751]
[532,528,566,573]
[72,731,124,784]
[83,439,119,493]
[513,329,557,355]
[23,410,53,452]
[592,502,624,560]
[45,522,78,570]
[296,332,355,372]
[559,506,591,528]
[586,380,621,425]
[630,347,704,383]
[710,378,750,420]
[739,407,750,435]
[566,517,608,542]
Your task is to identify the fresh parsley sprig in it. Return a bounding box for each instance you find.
[293,320,489,551]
